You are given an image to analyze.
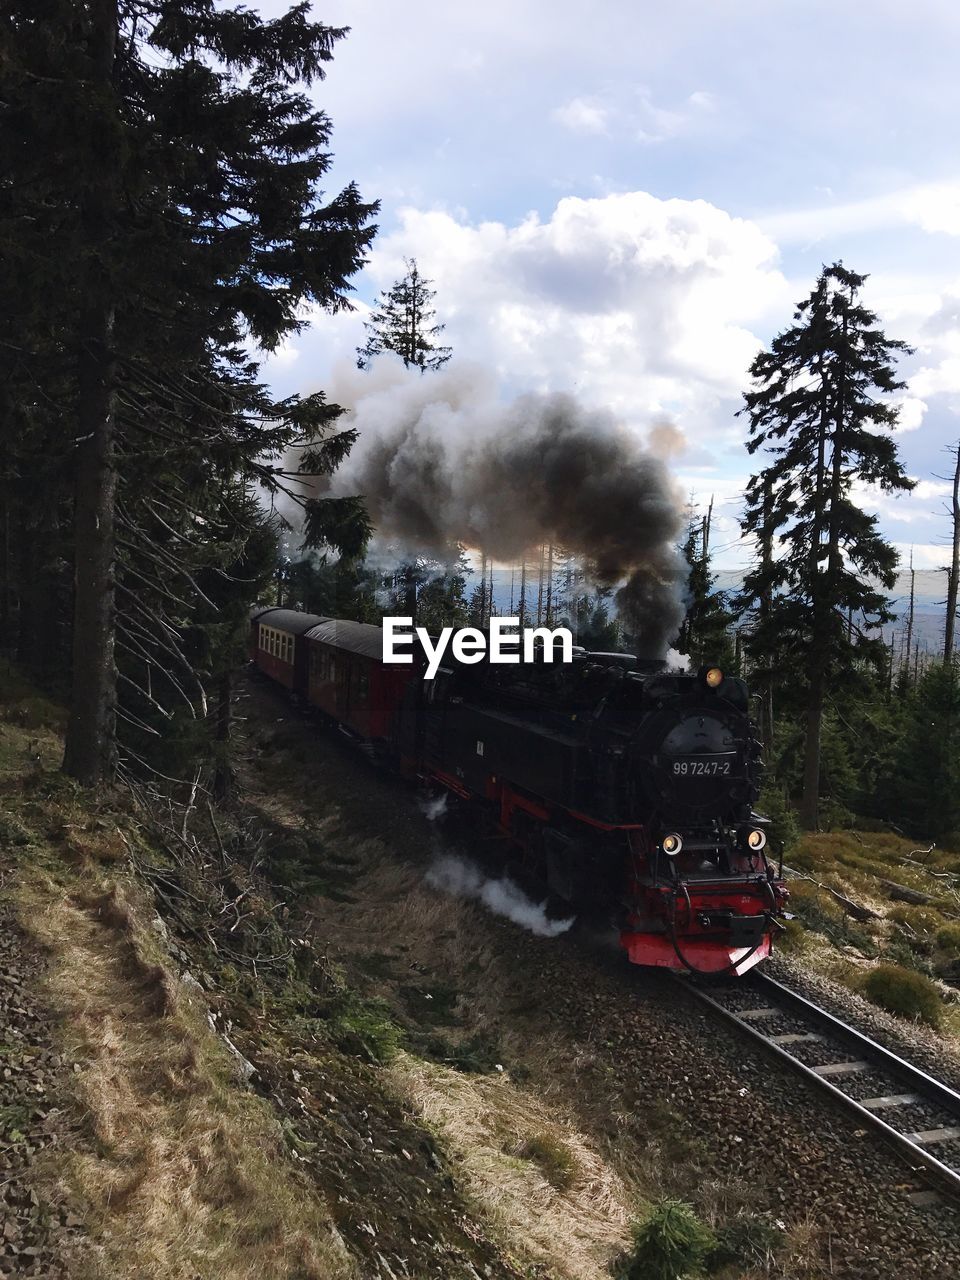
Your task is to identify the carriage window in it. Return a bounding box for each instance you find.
[357,669,369,699]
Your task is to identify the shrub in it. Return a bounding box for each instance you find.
[788,884,877,956]
[888,905,942,935]
[776,918,808,955]
[707,1215,784,1270]
[883,940,934,976]
[787,846,817,871]
[515,1131,577,1191]
[327,991,403,1063]
[618,1200,715,1280]
[861,964,942,1027]
[936,923,960,955]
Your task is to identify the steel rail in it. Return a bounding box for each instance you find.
[676,970,960,1203]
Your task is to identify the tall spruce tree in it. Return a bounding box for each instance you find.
[357,258,452,371]
[1,2,377,784]
[676,501,735,670]
[738,263,914,829]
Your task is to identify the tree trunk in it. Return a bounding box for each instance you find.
[62,0,120,785]
[212,670,233,801]
[63,306,118,784]
[945,444,960,660]
[801,310,847,829]
[0,490,10,633]
[799,666,825,829]
[759,474,775,755]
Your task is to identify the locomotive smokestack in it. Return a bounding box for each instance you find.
[301,360,687,656]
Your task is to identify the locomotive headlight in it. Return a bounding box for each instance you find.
[704,667,724,689]
[746,828,767,851]
[661,832,683,856]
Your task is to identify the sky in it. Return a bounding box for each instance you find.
[255,0,960,574]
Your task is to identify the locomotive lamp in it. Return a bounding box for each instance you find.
[703,667,724,689]
[661,832,683,855]
[745,828,767,851]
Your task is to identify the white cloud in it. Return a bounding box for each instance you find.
[850,477,949,528]
[634,89,717,144]
[552,87,718,144]
[263,337,301,369]
[890,544,952,571]
[760,181,960,245]
[552,96,609,135]
[364,191,787,433]
[894,395,928,431]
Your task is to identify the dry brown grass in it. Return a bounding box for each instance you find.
[391,1052,632,1280]
[18,870,356,1280]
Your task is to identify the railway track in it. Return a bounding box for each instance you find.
[679,969,960,1205]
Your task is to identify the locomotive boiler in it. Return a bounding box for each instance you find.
[250,607,788,975]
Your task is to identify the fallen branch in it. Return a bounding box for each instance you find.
[902,843,936,865]
[880,879,936,906]
[787,870,881,922]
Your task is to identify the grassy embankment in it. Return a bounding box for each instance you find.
[780,828,960,1033]
[0,662,652,1280]
[0,662,357,1279]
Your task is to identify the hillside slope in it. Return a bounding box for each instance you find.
[0,667,636,1280]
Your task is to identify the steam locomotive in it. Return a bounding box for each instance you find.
[250,607,788,975]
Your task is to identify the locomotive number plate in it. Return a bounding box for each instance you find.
[671,757,733,776]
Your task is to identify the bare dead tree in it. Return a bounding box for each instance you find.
[945,442,960,660]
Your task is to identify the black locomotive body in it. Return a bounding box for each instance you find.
[406,648,786,973]
[250,609,788,975]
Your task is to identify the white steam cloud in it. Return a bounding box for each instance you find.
[426,854,575,938]
[419,792,449,822]
[303,358,688,657]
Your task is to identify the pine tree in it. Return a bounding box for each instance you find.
[357,258,452,371]
[738,263,914,829]
[676,500,735,669]
[886,662,960,840]
[1,2,378,784]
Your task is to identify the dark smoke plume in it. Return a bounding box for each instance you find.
[304,360,687,656]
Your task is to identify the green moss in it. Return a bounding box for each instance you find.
[326,990,403,1063]
[936,923,960,955]
[860,964,942,1027]
[410,1029,505,1075]
[775,918,809,954]
[889,904,943,935]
